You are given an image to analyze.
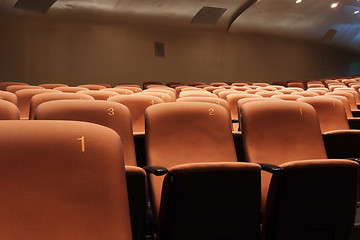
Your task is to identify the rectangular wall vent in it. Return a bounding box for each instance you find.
[154,42,165,58]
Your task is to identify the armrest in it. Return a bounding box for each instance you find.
[143,165,169,176]
[259,163,283,174]
[347,158,360,165]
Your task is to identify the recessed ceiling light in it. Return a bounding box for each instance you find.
[296,0,302,3]
[331,2,338,8]
[355,10,360,14]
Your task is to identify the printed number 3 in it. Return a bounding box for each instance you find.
[108,108,115,116]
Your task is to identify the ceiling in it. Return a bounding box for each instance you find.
[1,0,360,50]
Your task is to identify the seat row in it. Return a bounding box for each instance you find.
[0,100,358,239]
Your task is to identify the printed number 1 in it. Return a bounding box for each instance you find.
[77,136,85,152]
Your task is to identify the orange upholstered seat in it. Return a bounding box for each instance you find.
[0,120,132,240]
[145,102,260,239]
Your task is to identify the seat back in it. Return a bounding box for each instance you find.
[0,101,20,120]
[297,96,349,133]
[54,86,89,93]
[0,90,18,105]
[30,92,95,120]
[263,159,358,240]
[15,89,61,119]
[6,85,43,93]
[0,120,132,240]
[34,100,137,166]
[108,94,164,134]
[0,82,28,91]
[226,93,262,121]
[77,90,119,100]
[176,96,230,114]
[38,83,69,89]
[145,102,237,216]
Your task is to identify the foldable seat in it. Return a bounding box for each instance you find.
[0,100,20,120]
[307,88,328,95]
[240,101,358,239]
[255,91,284,98]
[240,101,328,209]
[257,86,278,91]
[231,86,250,91]
[287,82,305,89]
[77,84,107,90]
[108,94,164,134]
[236,98,281,132]
[278,89,299,94]
[115,86,143,93]
[210,82,228,87]
[140,91,174,102]
[34,100,147,240]
[187,82,206,87]
[262,160,358,240]
[0,82,28,91]
[77,90,119,100]
[231,82,249,87]
[6,85,44,93]
[225,93,262,131]
[326,91,360,116]
[307,83,325,88]
[35,100,136,164]
[0,120,132,240]
[143,81,163,89]
[0,90,18,105]
[53,86,89,93]
[271,94,303,101]
[29,92,95,120]
[217,89,240,99]
[145,102,260,239]
[178,90,217,98]
[253,83,270,87]
[203,86,224,92]
[143,89,176,101]
[298,97,360,160]
[38,83,68,89]
[100,88,134,95]
[297,96,350,133]
[292,91,319,97]
[15,89,61,119]
[176,96,230,113]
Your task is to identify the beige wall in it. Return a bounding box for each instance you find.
[1,14,359,86]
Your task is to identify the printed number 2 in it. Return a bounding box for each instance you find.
[77,136,85,152]
[209,108,215,116]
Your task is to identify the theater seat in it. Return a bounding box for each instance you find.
[156,162,261,240]
[240,101,327,209]
[15,89,61,119]
[144,102,260,239]
[0,90,18,105]
[108,94,164,134]
[34,100,147,240]
[0,120,132,240]
[0,100,20,120]
[29,92,95,120]
[262,160,358,240]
